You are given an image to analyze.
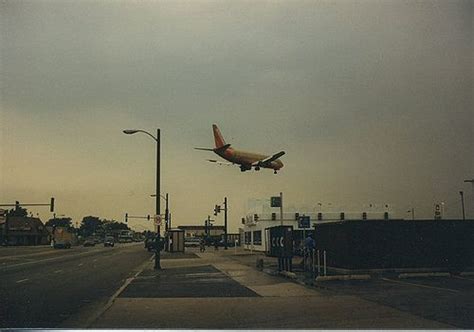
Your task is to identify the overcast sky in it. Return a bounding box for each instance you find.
[1,0,472,232]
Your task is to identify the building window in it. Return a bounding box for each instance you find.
[253,231,262,245]
[245,232,251,245]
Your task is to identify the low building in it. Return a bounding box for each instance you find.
[177,225,225,238]
[242,210,393,252]
[0,216,50,245]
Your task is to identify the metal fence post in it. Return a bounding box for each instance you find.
[317,249,321,275]
[323,250,327,276]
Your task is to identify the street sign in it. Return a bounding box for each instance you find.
[270,196,281,207]
[298,216,310,228]
[154,214,162,226]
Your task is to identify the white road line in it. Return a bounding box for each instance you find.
[54,270,63,273]
[381,277,460,293]
[16,278,29,283]
[78,263,83,267]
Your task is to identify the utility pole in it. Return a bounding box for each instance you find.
[224,197,228,250]
[155,128,161,269]
[280,192,283,226]
[123,128,162,269]
[213,197,229,249]
[165,193,169,231]
[460,191,465,220]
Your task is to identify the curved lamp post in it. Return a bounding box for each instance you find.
[123,128,161,269]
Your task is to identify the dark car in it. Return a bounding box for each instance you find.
[53,241,71,249]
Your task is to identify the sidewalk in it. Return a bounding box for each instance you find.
[89,247,453,329]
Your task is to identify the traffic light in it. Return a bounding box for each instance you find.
[125,213,128,223]
[340,212,345,220]
[362,212,367,220]
[214,205,221,216]
[294,213,299,221]
[317,213,322,221]
[384,212,389,220]
[50,197,55,212]
[271,212,276,221]
[253,214,259,222]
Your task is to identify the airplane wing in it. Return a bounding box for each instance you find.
[252,151,286,167]
[207,159,233,166]
[194,144,231,152]
[195,147,215,151]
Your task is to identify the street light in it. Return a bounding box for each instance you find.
[123,128,161,270]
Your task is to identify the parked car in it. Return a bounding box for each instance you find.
[104,236,115,247]
[83,239,95,247]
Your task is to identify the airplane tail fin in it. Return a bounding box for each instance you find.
[213,124,226,148]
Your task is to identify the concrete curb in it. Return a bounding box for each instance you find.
[398,272,451,279]
[316,274,371,281]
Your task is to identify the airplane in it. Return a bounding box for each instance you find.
[195,124,285,174]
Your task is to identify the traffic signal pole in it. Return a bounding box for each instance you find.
[224,197,228,250]
[280,192,283,226]
[155,128,161,270]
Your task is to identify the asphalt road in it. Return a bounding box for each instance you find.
[0,243,152,328]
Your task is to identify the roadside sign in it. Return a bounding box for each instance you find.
[298,216,310,228]
[268,225,293,258]
[154,214,162,226]
[270,196,281,207]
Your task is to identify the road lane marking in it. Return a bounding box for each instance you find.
[78,263,83,266]
[54,270,63,273]
[381,277,460,293]
[16,278,29,283]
